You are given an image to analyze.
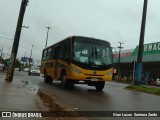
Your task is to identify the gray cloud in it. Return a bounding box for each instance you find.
[0,0,160,63]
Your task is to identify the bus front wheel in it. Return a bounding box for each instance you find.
[44,70,49,83]
[95,81,105,91]
[61,75,68,88]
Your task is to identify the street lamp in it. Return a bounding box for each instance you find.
[22,26,29,28]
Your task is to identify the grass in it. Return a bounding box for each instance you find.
[125,85,160,95]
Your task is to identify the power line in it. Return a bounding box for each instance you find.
[24,0,33,25]
[0,31,14,36]
[0,36,13,40]
[27,0,40,25]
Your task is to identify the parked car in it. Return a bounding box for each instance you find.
[28,69,40,76]
[156,78,160,86]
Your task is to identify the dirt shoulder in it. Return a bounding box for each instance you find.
[37,89,85,120]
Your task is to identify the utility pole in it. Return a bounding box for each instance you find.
[117,42,124,80]
[0,47,3,58]
[29,45,34,69]
[45,27,52,47]
[5,0,29,82]
[117,42,124,66]
[23,52,27,66]
[135,0,148,84]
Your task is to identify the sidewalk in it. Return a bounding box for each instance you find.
[0,72,84,120]
[0,72,51,120]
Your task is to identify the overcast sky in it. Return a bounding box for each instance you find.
[0,0,160,62]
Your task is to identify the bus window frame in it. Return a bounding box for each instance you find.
[42,49,48,61]
[46,47,52,60]
[54,39,71,61]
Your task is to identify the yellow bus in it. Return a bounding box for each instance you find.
[40,36,113,91]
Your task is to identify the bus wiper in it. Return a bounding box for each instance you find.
[91,46,94,58]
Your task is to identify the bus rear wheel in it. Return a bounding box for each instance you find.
[95,81,105,91]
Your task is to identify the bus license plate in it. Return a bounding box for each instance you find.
[91,78,98,81]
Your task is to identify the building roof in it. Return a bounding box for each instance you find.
[113,42,160,63]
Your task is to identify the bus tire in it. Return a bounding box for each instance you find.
[61,75,68,88]
[48,76,53,84]
[44,70,49,83]
[95,81,105,91]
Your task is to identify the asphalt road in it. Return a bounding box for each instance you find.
[19,72,160,120]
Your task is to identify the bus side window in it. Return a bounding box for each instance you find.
[42,50,47,61]
[52,47,55,59]
[54,39,70,60]
[47,48,52,60]
[63,40,70,59]
[54,46,58,60]
[55,45,62,59]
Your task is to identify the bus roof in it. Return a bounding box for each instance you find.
[43,35,110,50]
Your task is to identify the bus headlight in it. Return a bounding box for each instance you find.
[71,66,82,74]
[106,71,112,76]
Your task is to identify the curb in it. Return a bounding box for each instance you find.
[37,89,85,120]
[37,89,69,111]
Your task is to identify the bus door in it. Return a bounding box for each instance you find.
[48,60,55,80]
[54,46,60,80]
[54,59,58,80]
[45,48,54,80]
[54,42,67,80]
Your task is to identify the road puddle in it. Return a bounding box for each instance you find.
[21,79,29,85]
[28,85,39,94]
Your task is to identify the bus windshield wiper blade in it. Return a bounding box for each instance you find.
[91,46,94,58]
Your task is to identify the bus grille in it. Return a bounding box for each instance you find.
[85,74,104,76]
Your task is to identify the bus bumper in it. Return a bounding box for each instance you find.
[68,69,113,82]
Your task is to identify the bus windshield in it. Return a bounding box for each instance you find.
[72,37,112,66]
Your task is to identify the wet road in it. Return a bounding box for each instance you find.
[20,72,160,120]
